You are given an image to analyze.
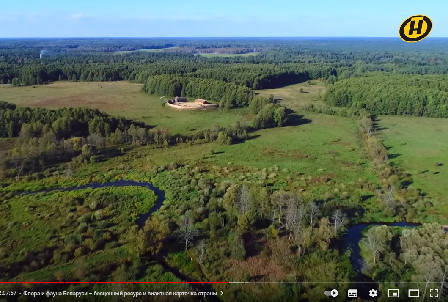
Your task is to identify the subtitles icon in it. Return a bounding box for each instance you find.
[348,289,357,298]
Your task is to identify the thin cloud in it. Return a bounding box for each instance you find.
[71,14,84,20]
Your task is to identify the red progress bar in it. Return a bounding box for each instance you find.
[0,282,229,284]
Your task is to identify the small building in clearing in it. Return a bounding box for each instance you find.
[167,97,218,110]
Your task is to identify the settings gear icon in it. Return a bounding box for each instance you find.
[369,289,378,297]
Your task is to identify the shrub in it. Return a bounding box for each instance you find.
[228,232,246,260]
[65,234,81,245]
[90,156,99,164]
[74,247,84,258]
[78,222,88,233]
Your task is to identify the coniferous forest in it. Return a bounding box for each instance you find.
[1,38,448,302]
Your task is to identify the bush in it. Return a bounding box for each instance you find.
[228,232,246,260]
[90,156,99,164]
[65,234,81,245]
[74,247,84,258]
[77,222,88,233]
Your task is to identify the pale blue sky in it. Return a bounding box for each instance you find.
[0,0,447,37]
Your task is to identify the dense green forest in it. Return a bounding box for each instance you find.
[143,75,254,107]
[2,38,448,301]
[3,37,448,90]
[0,101,147,138]
[324,73,448,117]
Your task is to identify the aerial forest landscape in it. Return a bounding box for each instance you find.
[2,14,448,302]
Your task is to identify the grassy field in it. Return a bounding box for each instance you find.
[114,47,180,54]
[199,52,260,57]
[256,81,327,110]
[0,79,381,288]
[211,113,374,182]
[123,112,375,185]
[378,116,448,203]
[1,80,371,184]
[0,81,248,135]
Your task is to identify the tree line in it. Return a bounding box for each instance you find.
[0,101,145,138]
[324,73,448,117]
[143,75,254,107]
[5,38,448,90]
[361,223,448,297]
[0,94,289,179]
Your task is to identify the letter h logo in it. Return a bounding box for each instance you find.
[408,18,423,35]
[399,15,433,43]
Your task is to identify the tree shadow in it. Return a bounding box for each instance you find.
[401,180,413,188]
[213,151,224,155]
[246,134,261,141]
[153,256,221,302]
[251,275,266,282]
[285,112,312,126]
[242,232,265,258]
[434,171,440,175]
[98,147,128,161]
[371,115,388,131]
[232,135,261,145]
[361,195,374,202]
[387,154,401,159]
[2,246,59,278]
[343,206,364,219]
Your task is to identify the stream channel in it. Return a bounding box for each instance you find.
[26,180,425,300]
[342,221,421,300]
[25,180,220,301]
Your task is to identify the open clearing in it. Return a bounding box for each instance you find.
[256,81,327,110]
[1,80,371,183]
[378,116,448,203]
[211,112,374,183]
[0,82,248,135]
[137,112,375,184]
[140,82,371,182]
[199,52,260,57]
[113,47,180,54]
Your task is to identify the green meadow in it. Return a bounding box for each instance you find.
[378,115,448,203]
[0,81,248,135]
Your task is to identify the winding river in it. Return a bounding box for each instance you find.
[25,180,425,300]
[341,221,421,300]
[25,180,222,301]
[24,180,165,229]
[342,221,421,274]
